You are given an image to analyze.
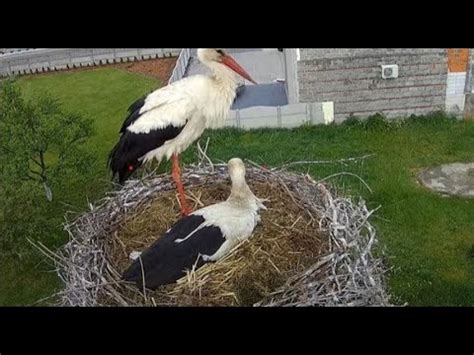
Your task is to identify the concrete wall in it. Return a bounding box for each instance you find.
[296,49,448,122]
[464,49,474,120]
[225,102,333,129]
[168,49,191,84]
[0,48,35,54]
[283,49,299,104]
[0,48,181,77]
[468,49,474,93]
[445,48,471,116]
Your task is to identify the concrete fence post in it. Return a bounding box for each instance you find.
[235,109,241,128]
[465,61,473,93]
[308,103,314,123]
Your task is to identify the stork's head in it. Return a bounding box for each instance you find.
[197,49,257,85]
[228,157,247,184]
[227,157,267,211]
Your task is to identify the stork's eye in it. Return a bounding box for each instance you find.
[216,49,224,55]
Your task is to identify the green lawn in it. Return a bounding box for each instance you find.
[199,117,474,306]
[1,68,473,306]
[0,68,158,306]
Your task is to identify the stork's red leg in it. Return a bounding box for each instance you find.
[171,153,192,216]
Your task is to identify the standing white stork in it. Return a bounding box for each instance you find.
[108,49,257,216]
[122,158,266,290]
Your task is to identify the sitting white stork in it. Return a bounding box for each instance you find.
[108,49,257,216]
[122,158,266,290]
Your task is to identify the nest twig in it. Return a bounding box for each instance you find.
[33,159,391,307]
[256,180,389,306]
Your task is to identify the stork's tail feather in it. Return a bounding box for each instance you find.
[122,259,142,284]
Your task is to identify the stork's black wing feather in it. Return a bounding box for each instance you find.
[122,215,225,290]
[119,94,148,133]
[108,124,185,184]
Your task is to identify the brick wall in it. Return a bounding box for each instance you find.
[297,49,448,122]
[445,49,470,115]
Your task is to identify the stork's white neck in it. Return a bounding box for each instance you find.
[227,179,259,208]
[195,61,239,129]
[204,61,240,91]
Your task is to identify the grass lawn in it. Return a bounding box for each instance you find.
[0,68,158,306]
[199,117,474,306]
[1,68,473,306]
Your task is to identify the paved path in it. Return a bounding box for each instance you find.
[418,162,474,198]
[186,49,287,108]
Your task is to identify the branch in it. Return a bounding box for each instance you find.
[28,168,43,177]
[278,154,375,170]
[316,172,373,193]
[59,132,88,159]
[31,157,43,168]
[68,134,87,146]
[196,138,214,172]
[39,150,47,182]
[23,174,39,182]
[0,145,15,155]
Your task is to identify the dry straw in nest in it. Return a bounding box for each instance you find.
[33,154,391,306]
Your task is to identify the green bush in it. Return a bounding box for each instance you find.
[0,80,97,255]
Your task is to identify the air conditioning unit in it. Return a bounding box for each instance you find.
[381,64,399,79]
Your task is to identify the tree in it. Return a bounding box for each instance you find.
[0,80,95,201]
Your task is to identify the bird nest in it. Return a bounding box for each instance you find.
[39,161,391,306]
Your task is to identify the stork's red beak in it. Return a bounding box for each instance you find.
[221,55,257,85]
